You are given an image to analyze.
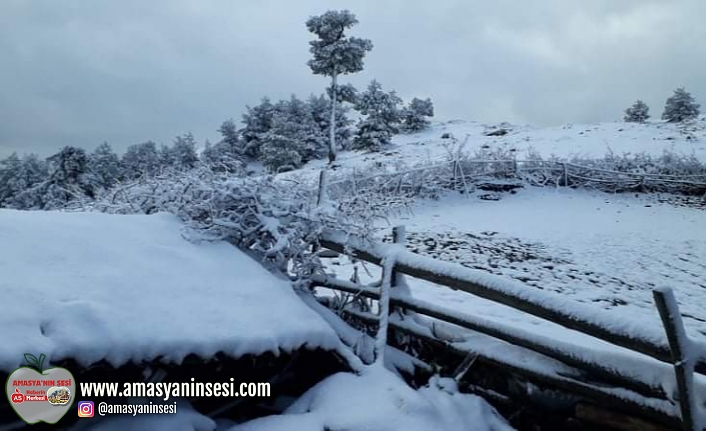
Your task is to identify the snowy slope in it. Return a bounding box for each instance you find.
[0,209,338,372]
[316,185,706,422]
[323,186,706,340]
[229,366,513,431]
[395,187,706,333]
[278,118,706,187]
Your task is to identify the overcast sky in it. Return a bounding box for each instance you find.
[1,0,704,157]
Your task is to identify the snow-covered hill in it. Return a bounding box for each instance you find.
[276,118,706,186]
[309,120,706,350]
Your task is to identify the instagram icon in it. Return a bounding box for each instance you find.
[77,401,94,418]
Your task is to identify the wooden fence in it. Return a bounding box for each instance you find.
[311,159,706,204]
[311,226,706,431]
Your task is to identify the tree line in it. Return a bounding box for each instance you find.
[0,10,435,211]
[624,88,701,123]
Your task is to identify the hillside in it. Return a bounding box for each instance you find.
[277,118,706,185]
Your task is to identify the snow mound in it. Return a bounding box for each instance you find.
[0,210,338,372]
[229,366,514,431]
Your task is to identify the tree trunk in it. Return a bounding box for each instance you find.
[328,73,338,164]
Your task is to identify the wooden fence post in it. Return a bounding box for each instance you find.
[653,288,697,431]
[391,225,409,317]
[317,169,328,206]
[392,225,406,286]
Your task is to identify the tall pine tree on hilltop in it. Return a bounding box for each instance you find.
[306,10,372,163]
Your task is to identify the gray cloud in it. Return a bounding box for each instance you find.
[1,0,704,157]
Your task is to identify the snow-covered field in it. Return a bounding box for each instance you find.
[318,184,706,425]
[388,187,706,342]
[282,118,706,184]
[305,119,706,344]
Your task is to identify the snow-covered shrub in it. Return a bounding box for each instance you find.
[401,97,434,132]
[88,167,383,279]
[89,142,123,189]
[353,80,403,152]
[662,88,701,123]
[122,141,161,179]
[572,149,706,177]
[165,133,200,171]
[624,100,650,123]
[240,97,277,160]
[8,146,99,210]
[0,152,48,208]
[309,93,354,151]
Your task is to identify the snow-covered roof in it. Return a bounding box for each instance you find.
[0,210,338,373]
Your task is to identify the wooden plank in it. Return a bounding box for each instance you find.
[310,275,667,400]
[317,232,706,375]
[576,403,675,431]
[653,289,698,431]
[391,225,406,287]
[324,300,682,430]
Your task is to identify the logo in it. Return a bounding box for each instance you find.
[77,401,94,418]
[4,353,76,424]
[11,388,24,404]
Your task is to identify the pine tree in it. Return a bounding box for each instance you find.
[122,141,160,179]
[0,153,49,209]
[309,94,353,152]
[353,80,403,152]
[402,97,434,132]
[89,142,122,189]
[662,88,701,123]
[203,122,245,174]
[35,146,97,208]
[259,112,305,173]
[306,10,373,163]
[258,95,324,172]
[218,119,243,155]
[171,133,199,170]
[240,98,276,159]
[282,95,322,163]
[624,100,650,123]
[0,153,24,206]
[159,144,176,168]
[14,154,49,208]
[326,83,358,105]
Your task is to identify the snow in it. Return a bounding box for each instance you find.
[321,226,677,354]
[392,187,706,343]
[227,366,514,431]
[317,185,706,415]
[0,209,339,372]
[281,118,706,186]
[297,291,428,375]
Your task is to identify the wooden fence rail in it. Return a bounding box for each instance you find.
[312,226,705,431]
[311,159,706,203]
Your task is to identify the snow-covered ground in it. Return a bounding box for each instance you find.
[388,187,706,342]
[299,119,706,345]
[280,118,706,185]
[0,209,339,372]
[317,184,706,424]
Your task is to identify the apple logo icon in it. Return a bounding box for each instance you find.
[5,354,76,425]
